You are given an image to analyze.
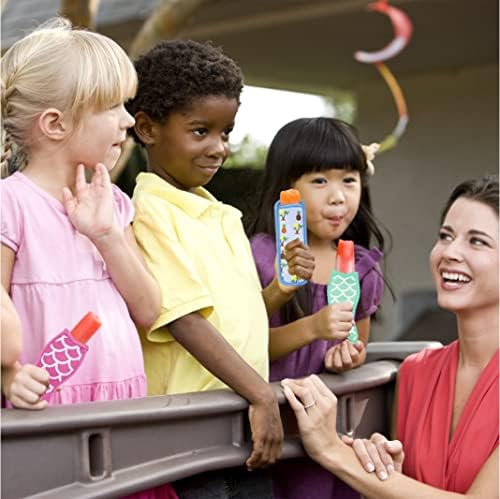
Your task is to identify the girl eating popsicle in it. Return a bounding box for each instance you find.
[248,116,392,499]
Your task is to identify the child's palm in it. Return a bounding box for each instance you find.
[63,163,116,241]
[2,362,49,410]
[324,340,366,373]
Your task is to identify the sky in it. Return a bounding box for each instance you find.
[230,85,334,147]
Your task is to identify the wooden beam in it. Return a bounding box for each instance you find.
[129,0,217,59]
[59,0,100,29]
[178,0,416,39]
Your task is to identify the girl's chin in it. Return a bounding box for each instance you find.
[102,159,117,171]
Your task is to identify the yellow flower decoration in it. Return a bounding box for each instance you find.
[361,142,380,176]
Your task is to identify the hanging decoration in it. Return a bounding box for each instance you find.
[354,0,413,152]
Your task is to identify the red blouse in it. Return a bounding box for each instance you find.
[398,341,499,493]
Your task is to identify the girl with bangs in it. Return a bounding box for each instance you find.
[0,18,160,409]
[248,117,391,499]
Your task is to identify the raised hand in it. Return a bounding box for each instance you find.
[62,163,118,244]
[2,361,49,410]
[324,340,366,373]
[246,397,284,470]
[312,302,353,341]
[342,432,404,480]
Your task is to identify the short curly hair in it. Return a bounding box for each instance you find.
[126,39,244,144]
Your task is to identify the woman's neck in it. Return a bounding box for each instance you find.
[456,306,499,369]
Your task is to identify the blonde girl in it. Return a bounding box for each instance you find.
[0,18,160,409]
[0,19,181,498]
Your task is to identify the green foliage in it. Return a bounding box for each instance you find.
[225,134,268,170]
[324,90,357,124]
[222,90,357,170]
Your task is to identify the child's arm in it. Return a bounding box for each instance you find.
[1,245,49,409]
[1,285,22,367]
[261,239,315,315]
[168,312,283,470]
[324,247,383,372]
[269,302,353,361]
[261,277,295,316]
[90,224,161,329]
[63,163,161,329]
[324,317,369,373]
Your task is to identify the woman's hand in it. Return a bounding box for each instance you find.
[324,340,366,373]
[1,361,49,410]
[281,375,342,463]
[63,163,119,245]
[342,432,404,480]
[312,303,353,341]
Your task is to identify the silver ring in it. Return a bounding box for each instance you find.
[303,400,316,409]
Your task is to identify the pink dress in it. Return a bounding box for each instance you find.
[1,172,146,402]
[1,172,177,499]
[398,341,499,493]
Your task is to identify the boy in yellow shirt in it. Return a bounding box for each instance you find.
[127,40,312,498]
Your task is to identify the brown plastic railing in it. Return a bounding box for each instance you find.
[1,341,440,498]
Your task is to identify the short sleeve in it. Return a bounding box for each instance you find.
[133,195,213,342]
[0,180,22,252]
[355,246,384,321]
[250,233,276,288]
[112,184,134,228]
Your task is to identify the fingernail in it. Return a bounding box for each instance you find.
[379,471,388,481]
[387,464,394,474]
[366,463,375,472]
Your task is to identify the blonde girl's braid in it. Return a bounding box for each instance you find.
[0,28,41,177]
[1,126,13,178]
[1,80,14,177]
[1,17,137,178]
[1,19,77,175]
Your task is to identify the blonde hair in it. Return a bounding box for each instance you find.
[1,17,137,176]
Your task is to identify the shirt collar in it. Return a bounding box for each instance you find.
[135,172,241,220]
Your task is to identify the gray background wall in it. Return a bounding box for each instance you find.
[357,63,498,340]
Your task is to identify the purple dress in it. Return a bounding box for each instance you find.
[251,233,384,499]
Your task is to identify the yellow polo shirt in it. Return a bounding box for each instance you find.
[132,172,269,395]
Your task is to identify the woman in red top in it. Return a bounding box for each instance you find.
[282,174,499,498]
